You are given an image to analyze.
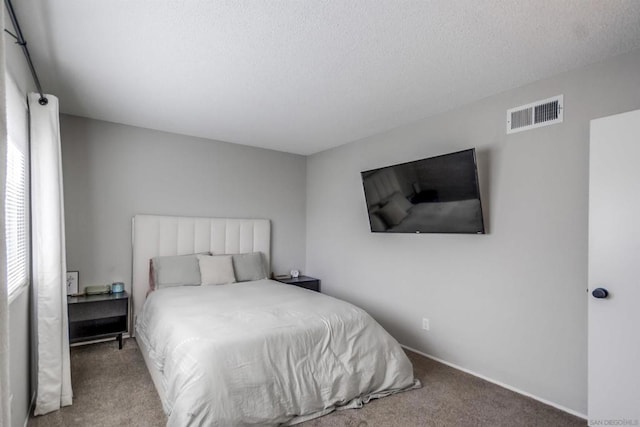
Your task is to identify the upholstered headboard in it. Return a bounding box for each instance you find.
[131,214,271,334]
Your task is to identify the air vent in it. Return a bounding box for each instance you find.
[507,95,563,134]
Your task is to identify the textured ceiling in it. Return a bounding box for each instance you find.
[12,0,640,155]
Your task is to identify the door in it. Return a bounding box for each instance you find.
[588,109,640,424]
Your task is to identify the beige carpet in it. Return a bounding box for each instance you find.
[28,339,165,427]
[29,339,585,427]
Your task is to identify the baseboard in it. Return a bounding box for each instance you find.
[401,344,587,420]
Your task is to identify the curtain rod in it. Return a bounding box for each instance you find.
[4,0,48,105]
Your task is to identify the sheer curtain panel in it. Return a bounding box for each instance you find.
[29,93,73,415]
[1,6,12,422]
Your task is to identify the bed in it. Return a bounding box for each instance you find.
[132,214,419,426]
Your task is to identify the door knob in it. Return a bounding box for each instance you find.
[592,288,609,299]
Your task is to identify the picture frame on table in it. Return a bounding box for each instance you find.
[66,271,79,295]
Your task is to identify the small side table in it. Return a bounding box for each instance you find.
[275,275,320,292]
[67,291,129,349]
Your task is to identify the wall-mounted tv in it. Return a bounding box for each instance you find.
[361,148,485,234]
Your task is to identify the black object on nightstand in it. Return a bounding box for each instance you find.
[275,275,320,292]
[67,291,129,349]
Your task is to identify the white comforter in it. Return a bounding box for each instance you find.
[136,280,419,426]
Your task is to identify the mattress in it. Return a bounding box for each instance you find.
[136,279,419,426]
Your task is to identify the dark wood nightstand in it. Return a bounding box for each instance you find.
[67,292,129,349]
[275,275,320,292]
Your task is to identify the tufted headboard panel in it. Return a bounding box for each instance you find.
[131,214,271,334]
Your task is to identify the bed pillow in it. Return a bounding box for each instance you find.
[232,252,267,282]
[152,254,201,288]
[386,191,413,212]
[198,255,236,285]
[378,199,408,227]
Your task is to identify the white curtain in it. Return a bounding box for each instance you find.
[1,3,11,423]
[29,93,73,415]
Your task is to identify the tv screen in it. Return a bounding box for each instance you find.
[361,148,485,234]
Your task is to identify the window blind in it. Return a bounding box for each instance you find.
[5,139,27,297]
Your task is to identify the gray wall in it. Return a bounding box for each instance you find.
[5,10,35,427]
[305,48,640,415]
[60,116,307,296]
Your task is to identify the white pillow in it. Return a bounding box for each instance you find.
[197,255,236,286]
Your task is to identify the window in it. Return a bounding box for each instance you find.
[5,138,28,297]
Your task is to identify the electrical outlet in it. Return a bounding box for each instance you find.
[422,318,430,331]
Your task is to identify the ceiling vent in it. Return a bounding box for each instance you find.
[506,95,563,134]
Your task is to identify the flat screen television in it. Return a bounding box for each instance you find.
[361,148,485,234]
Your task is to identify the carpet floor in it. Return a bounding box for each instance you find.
[28,339,586,427]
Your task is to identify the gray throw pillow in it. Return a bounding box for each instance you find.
[152,254,201,288]
[378,199,408,227]
[232,252,267,282]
